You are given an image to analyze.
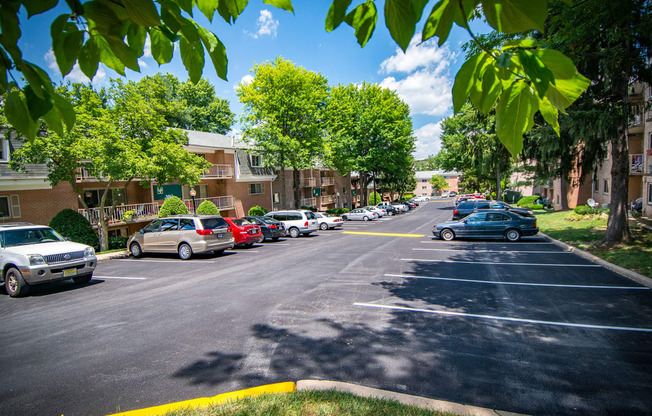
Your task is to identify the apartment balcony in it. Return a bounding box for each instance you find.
[201,164,233,179]
[300,178,317,187]
[628,114,644,134]
[75,167,109,182]
[321,194,336,204]
[630,154,643,175]
[78,202,159,226]
[184,195,235,212]
[301,197,317,207]
[321,177,335,187]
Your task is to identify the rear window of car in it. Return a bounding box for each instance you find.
[457,202,474,209]
[477,202,491,209]
[200,217,228,229]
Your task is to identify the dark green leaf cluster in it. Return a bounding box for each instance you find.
[247,205,268,216]
[516,195,539,207]
[196,200,220,215]
[49,208,99,249]
[108,235,128,250]
[158,196,188,218]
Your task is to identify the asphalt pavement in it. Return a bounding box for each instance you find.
[1,200,651,415]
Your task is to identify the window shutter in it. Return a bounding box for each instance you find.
[10,194,20,218]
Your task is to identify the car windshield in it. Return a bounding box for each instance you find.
[0,227,65,247]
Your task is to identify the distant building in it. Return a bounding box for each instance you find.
[414,170,460,196]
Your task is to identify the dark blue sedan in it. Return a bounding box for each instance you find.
[432,211,538,242]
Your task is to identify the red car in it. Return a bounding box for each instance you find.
[224,217,264,247]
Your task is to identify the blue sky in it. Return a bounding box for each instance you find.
[18,1,490,159]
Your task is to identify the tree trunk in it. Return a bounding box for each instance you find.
[560,176,569,211]
[372,171,377,204]
[495,167,502,201]
[603,123,631,245]
[361,172,368,206]
[278,166,287,209]
[293,168,301,209]
[346,171,352,209]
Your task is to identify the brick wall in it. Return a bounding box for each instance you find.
[0,182,78,225]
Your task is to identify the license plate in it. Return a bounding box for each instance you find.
[217,233,223,238]
[63,268,77,277]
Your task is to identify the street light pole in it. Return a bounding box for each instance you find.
[190,188,197,214]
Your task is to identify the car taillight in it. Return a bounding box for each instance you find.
[533,221,537,227]
[227,227,232,233]
[196,229,214,235]
[453,209,458,214]
[304,221,308,226]
[269,224,277,229]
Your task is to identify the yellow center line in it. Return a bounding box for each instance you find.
[342,231,424,238]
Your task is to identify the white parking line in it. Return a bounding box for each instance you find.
[263,243,291,246]
[224,250,259,254]
[384,274,648,290]
[412,248,572,254]
[401,258,602,267]
[354,303,652,333]
[420,241,556,245]
[115,259,216,264]
[94,276,147,280]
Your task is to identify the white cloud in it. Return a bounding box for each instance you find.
[138,59,148,69]
[379,34,455,117]
[246,10,279,39]
[143,36,152,58]
[413,122,443,159]
[233,74,254,92]
[44,49,106,84]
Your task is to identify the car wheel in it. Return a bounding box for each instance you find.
[342,215,348,221]
[320,222,328,231]
[505,229,521,242]
[363,216,369,221]
[73,274,92,284]
[440,229,455,241]
[130,242,143,258]
[5,267,28,297]
[288,227,300,238]
[271,237,280,241]
[178,243,193,260]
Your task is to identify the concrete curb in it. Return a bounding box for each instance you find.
[540,233,652,289]
[96,250,130,262]
[296,380,527,416]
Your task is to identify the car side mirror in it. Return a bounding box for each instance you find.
[64,237,71,241]
[139,229,144,234]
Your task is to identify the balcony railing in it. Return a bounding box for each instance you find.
[630,154,643,175]
[321,194,336,204]
[201,164,233,179]
[75,167,108,182]
[184,195,235,211]
[321,177,335,186]
[301,197,316,207]
[78,202,159,226]
[300,178,317,187]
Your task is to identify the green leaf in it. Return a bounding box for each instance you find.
[217,0,248,23]
[410,0,430,21]
[452,52,490,113]
[160,4,183,33]
[179,37,204,83]
[78,37,100,79]
[127,23,147,57]
[24,85,53,121]
[122,0,161,27]
[149,27,174,64]
[82,0,122,33]
[21,62,54,99]
[23,0,58,18]
[52,23,83,76]
[95,35,126,75]
[385,0,417,52]
[538,96,560,136]
[197,0,219,21]
[105,36,140,72]
[482,0,548,33]
[52,92,76,132]
[503,38,538,49]
[344,1,378,48]
[6,89,37,140]
[326,0,352,32]
[64,0,85,14]
[0,5,21,46]
[197,26,228,81]
[516,49,553,99]
[42,106,64,138]
[175,0,194,13]
[263,0,294,13]
[469,64,502,114]
[422,0,455,46]
[533,49,590,111]
[495,80,539,156]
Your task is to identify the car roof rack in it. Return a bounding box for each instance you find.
[0,222,35,228]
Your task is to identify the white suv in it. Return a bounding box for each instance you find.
[0,223,97,297]
[264,210,319,238]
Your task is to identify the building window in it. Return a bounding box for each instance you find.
[556,194,560,205]
[603,179,609,194]
[0,195,20,219]
[273,193,280,203]
[593,177,599,192]
[249,183,263,195]
[83,189,126,208]
[421,186,427,189]
[249,154,263,167]
[0,139,9,163]
[648,183,652,205]
[649,132,652,149]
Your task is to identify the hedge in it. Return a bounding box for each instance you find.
[516,195,540,208]
[49,209,99,249]
[197,200,220,215]
[248,205,268,216]
[159,196,188,217]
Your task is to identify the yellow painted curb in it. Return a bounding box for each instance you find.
[106,382,296,416]
[342,231,424,238]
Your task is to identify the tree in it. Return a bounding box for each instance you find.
[429,175,448,194]
[237,57,329,209]
[10,81,209,251]
[132,74,235,133]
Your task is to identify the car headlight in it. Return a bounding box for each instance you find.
[84,247,95,258]
[28,254,46,266]
[432,227,438,231]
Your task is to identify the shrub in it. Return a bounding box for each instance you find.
[49,209,99,249]
[335,208,350,215]
[368,191,382,205]
[108,235,128,250]
[122,210,136,222]
[158,196,188,218]
[574,205,602,215]
[197,200,220,215]
[530,204,544,210]
[248,205,268,216]
[516,195,540,207]
[403,193,416,200]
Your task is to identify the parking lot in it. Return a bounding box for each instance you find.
[1,200,651,415]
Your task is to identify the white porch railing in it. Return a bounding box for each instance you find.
[78,202,160,226]
[201,164,233,179]
[300,178,317,187]
[301,197,316,207]
[321,194,336,204]
[184,195,235,211]
[321,177,335,186]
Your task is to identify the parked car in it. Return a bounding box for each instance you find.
[223,218,264,247]
[402,200,417,209]
[452,200,535,220]
[128,215,234,260]
[392,202,409,213]
[414,196,430,202]
[264,210,319,238]
[342,208,379,221]
[432,211,538,242]
[363,206,386,217]
[377,203,399,216]
[243,216,286,241]
[0,223,98,297]
[313,212,344,230]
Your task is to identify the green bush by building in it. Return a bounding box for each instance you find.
[248,205,268,216]
[49,209,99,249]
[197,200,220,215]
[158,196,188,218]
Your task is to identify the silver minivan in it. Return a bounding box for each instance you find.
[264,210,319,238]
[127,215,234,260]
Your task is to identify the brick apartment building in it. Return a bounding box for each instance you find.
[414,170,461,197]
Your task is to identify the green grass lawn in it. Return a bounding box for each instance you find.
[535,210,652,278]
[162,390,458,416]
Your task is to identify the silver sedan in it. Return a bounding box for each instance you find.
[342,208,379,221]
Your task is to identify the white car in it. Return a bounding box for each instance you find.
[392,203,409,213]
[264,210,319,238]
[414,196,430,202]
[342,208,379,221]
[363,206,386,217]
[0,223,97,297]
[314,212,344,230]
